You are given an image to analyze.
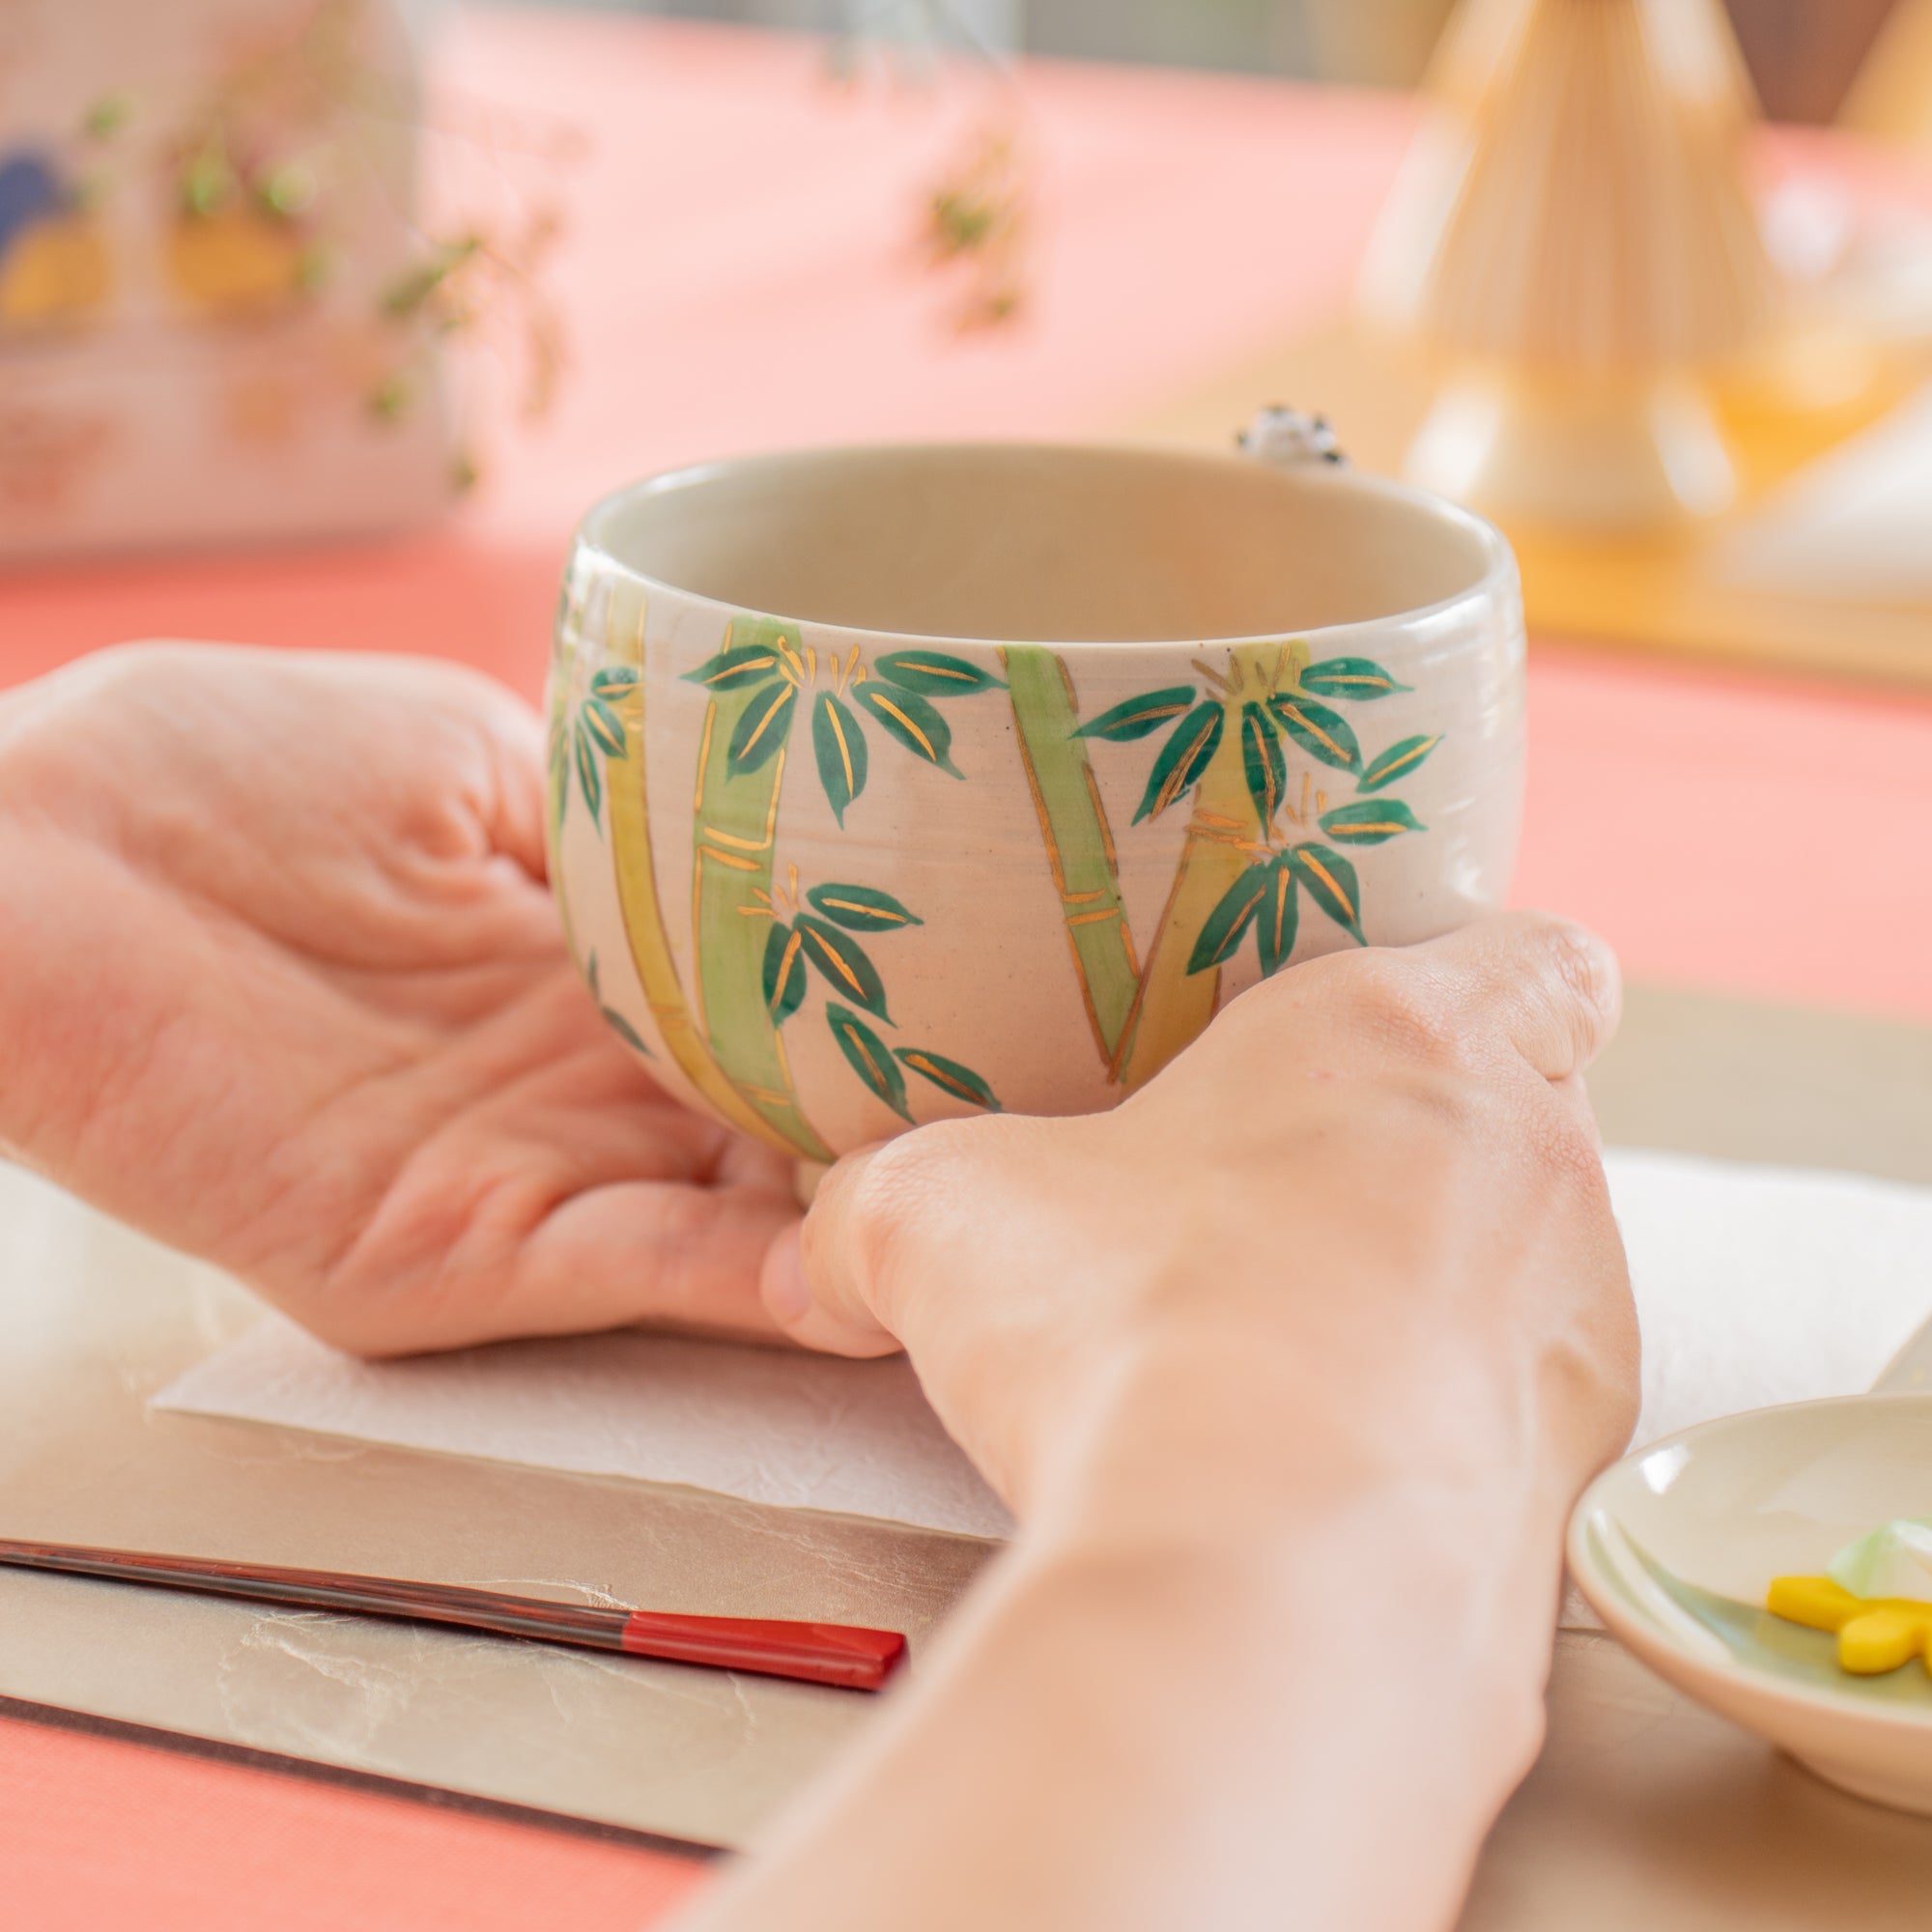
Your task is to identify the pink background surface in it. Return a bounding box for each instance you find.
[3,8,1930,1926]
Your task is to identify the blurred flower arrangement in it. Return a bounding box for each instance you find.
[830,0,1034,329]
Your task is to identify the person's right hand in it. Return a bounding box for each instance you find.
[761,912,1637,1534]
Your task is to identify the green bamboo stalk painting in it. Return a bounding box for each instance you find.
[560,604,1008,1149]
[1001,645,1140,1062]
[1032,637,1443,1094]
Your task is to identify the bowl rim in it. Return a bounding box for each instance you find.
[569,439,1520,655]
[1568,1392,1932,1736]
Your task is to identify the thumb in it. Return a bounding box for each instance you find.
[758,1140,907,1358]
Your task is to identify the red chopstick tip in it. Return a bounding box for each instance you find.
[618,1611,907,1690]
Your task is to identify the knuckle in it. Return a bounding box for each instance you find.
[1335,950,1470,1067]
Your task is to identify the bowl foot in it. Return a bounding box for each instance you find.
[1794,1750,1932,1817]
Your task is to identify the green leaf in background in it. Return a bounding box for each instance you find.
[683,643,787,691]
[601,1006,652,1055]
[1255,857,1298,978]
[796,914,892,1021]
[1239,701,1286,825]
[807,883,923,932]
[827,1004,912,1121]
[855,680,961,776]
[1320,798,1427,845]
[811,690,869,825]
[725,679,798,776]
[873,650,1005,697]
[1298,657,1411,700]
[1187,860,1270,975]
[762,921,810,1025]
[573,719,603,824]
[1289,842,1365,943]
[1072,685,1197,743]
[1359,734,1443,794]
[1135,700,1226,824]
[591,666,639,696]
[582,693,628,758]
[1267,694,1363,775]
[895,1047,1003,1112]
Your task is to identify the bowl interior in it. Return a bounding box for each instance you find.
[583,443,1503,644]
[1576,1396,1932,1717]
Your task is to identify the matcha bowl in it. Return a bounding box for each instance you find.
[546,439,1523,1160]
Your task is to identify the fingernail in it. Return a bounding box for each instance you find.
[761,1225,812,1324]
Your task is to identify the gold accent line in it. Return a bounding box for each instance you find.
[867,692,936,759]
[697,655,777,686]
[819,896,910,923]
[901,1053,974,1100]
[743,1086,794,1109]
[895,659,980,682]
[699,845,761,872]
[764,749,786,844]
[1299,851,1356,920]
[809,933,867,997]
[827,700,857,792]
[737,686,793,760]
[768,928,806,1012]
[1278,701,1350,763]
[1062,889,1106,905]
[1066,907,1121,927]
[1081,761,1119,873]
[704,824,775,851]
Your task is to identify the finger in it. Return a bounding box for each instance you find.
[333,1179,806,1356]
[1409,911,1622,1083]
[760,1143,908,1359]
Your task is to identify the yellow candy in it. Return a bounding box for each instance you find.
[1767,1575,1932,1675]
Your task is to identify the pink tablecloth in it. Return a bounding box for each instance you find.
[3,10,1931,1929]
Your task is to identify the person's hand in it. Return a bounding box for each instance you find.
[0,643,799,1353]
[762,912,1636,1525]
[696,915,1636,1932]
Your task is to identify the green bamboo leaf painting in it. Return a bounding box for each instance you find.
[806,883,923,932]
[1186,860,1270,975]
[1320,799,1427,844]
[1289,842,1365,943]
[591,666,639,696]
[572,720,603,823]
[1135,700,1226,824]
[1359,734,1443,793]
[827,1003,912,1121]
[895,1047,1003,1112]
[582,694,628,758]
[796,914,892,1021]
[726,679,799,776]
[601,1005,652,1054]
[811,690,869,825]
[1239,701,1286,825]
[1298,657,1411,700]
[762,921,810,1025]
[1255,858,1298,978]
[683,643,787,691]
[873,650,1006,697]
[855,681,961,777]
[1072,685,1197,743]
[1267,695,1363,775]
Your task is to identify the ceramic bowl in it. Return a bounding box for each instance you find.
[547,441,1523,1160]
[1569,1394,1932,1817]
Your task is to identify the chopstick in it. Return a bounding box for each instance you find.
[0,1537,906,1691]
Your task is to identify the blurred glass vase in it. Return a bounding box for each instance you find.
[1359,0,1778,532]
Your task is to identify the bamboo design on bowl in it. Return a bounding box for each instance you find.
[1011,637,1442,1093]
[555,598,1008,1156]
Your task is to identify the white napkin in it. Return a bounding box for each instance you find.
[156,1149,1932,1557]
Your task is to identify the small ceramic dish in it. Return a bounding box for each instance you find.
[1569,1393,1932,1816]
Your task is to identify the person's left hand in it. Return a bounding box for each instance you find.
[0,643,800,1353]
